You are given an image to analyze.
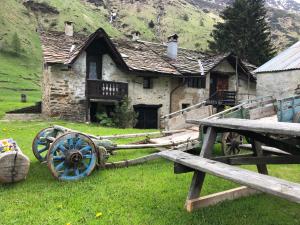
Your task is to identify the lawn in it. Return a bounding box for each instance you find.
[1,120,300,225]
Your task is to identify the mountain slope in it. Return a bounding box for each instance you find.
[0,0,299,115]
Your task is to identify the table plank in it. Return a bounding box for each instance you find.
[159,150,300,203]
[187,118,300,137]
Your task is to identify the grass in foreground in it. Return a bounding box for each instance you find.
[0,120,300,225]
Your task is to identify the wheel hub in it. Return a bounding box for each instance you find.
[65,150,83,165]
[231,140,240,149]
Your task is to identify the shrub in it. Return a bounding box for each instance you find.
[11,33,22,56]
[182,14,189,21]
[112,97,138,128]
[148,20,155,28]
[96,112,115,127]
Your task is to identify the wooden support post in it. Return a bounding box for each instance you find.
[252,141,269,175]
[185,127,217,211]
[186,186,259,212]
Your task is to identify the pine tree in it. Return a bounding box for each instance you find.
[11,33,22,56]
[208,0,275,65]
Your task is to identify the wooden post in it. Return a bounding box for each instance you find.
[252,140,269,175]
[185,127,217,211]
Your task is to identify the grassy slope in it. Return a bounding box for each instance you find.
[0,121,300,224]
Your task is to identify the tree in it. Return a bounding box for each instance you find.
[11,33,22,56]
[208,0,275,65]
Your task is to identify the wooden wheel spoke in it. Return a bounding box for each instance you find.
[55,162,65,171]
[53,156,65,161]
[74,138,83,149]
[80,145,92,153]
[74,167,80,176]
[38,147,48,153]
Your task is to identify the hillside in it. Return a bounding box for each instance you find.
[0,0,299,115]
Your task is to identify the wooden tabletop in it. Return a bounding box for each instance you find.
[187,118,300,137]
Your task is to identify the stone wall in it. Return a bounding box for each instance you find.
[257,70,300,99]
[102,54,172,119]
[42,52,87,121]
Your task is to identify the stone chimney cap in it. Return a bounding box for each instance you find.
[64,21,74,25]
[167,34,178,42]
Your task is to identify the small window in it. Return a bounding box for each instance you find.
[143,77,152,89]
[187,77,206,89]
[182,104,190,109]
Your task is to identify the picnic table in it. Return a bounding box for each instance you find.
[159,118,300,212]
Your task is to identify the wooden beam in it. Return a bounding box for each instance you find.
[159,150,300,204]
[186,127,217,205]
[252,141,268,175]
[187,118,300,137]
[186,186,259,212]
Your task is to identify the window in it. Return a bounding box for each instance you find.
[182,104,190,109]
[143,77,152,89]
[87,55,102,80]
[187,77,206,89]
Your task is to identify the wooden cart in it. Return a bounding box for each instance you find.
[32,126,198,181]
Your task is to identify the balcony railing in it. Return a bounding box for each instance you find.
[207,91,236,106]
[87,80,128,100]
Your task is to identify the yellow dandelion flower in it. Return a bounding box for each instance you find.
[96,212,103,218]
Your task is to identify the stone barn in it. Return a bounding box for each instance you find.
[40,22,256,128]
[255,41,300,99]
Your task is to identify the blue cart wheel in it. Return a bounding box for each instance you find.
[32,127,61,162]
[47,132,97,181]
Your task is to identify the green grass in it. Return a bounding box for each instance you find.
[0,121,300,225]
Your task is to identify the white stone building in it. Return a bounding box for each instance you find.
[40,22,256,128]
[255,41,300,99]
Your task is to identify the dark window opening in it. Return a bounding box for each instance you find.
[87,55,102,80]
[182,103,190,109]
[143,77,152,89]
[187,77,205,89]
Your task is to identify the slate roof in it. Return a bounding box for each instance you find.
[254,41,300,74]
[40,28,255,77]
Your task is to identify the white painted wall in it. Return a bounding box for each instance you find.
[257,70,300,99]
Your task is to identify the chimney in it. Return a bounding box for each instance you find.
[132,31,141,41]
[64,21,74,37]
[167,34,178,60]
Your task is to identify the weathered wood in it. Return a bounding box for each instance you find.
[174,163,194,174]
[252,141,268,175]
[186,186,259,212]
[104,153,159,169]
[159,150,300,203]
[186,127,217,203]
[0,151,30,183]
[249,104,276,120]
[188,118,300,137]
[240,144,290,155]
[225,155,300,165]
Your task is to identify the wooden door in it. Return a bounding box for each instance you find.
[134,107,158,129]
[216,77,229,91]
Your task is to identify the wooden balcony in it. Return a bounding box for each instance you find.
[87,80,128,100]
[207,91,236,106]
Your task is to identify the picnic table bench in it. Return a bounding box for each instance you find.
[159,118,300,212]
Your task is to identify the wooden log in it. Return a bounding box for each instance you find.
[104,153,160,169]
[53,125,185,140]
[186,186,259,212]
[0,151,30,184]
[159,150,300,204]
[240,144,290,155]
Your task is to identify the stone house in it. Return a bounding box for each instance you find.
[255,41,300,99]
[40,22,256,129]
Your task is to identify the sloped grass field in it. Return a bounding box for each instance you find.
[0,121,300,225]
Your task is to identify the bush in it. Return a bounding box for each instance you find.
[148,20,155,28]
[112,97,138,128]
[11,33,22,56]
[182,14,189,21]
[96,112,115,127]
